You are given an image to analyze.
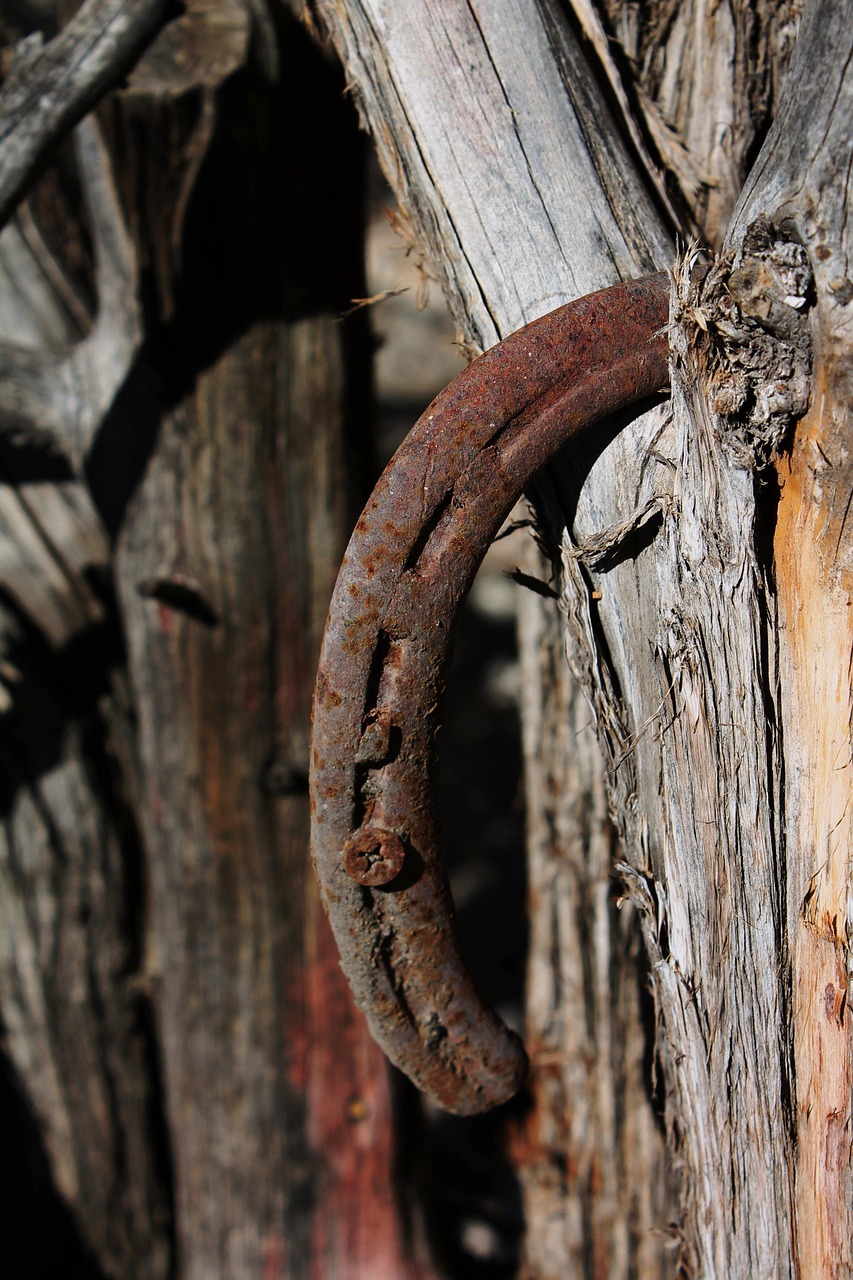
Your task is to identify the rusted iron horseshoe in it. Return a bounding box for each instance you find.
[310,273,670,1115]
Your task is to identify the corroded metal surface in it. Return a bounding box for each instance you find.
[310,273,671,1115]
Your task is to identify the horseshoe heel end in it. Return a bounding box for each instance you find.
[357,938,530,1117]
[311,761,531,1115]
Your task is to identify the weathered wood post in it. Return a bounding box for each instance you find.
[312,1,851,1275]
[0,2,430,1275]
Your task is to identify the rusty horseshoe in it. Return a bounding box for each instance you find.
[310,272,671,1115]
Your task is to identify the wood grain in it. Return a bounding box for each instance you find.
[0,4,432,1276]
[311,0,678,1272]
[310,1,849,1276]
[736,2,853,1271]
[109,13,431,1275]
[0,0,168,227]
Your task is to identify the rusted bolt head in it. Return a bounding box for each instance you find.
[343,827,406,886]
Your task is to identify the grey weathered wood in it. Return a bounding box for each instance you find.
[0,139,170,1277]
[0,4,434,1277]
[315,0,671,348]
[0,0,168,227]
[0,117,142,468]
[590,0,802,245]
[728,3,853,1272]
[103,9,434,1276]
[517,544,678,1277]
[313,0,849,1275]
[116,315,421,1280]
[0,707,174,1278]
[312,1,678,1273]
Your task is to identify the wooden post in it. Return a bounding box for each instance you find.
[0,4,431,1276]
[312,0,851,1274]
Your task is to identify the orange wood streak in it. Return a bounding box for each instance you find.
[774,355,853,1279]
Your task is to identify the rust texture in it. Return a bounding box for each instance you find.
[310,273,671,1115]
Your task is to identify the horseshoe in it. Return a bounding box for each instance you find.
[309,272,670,1115]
